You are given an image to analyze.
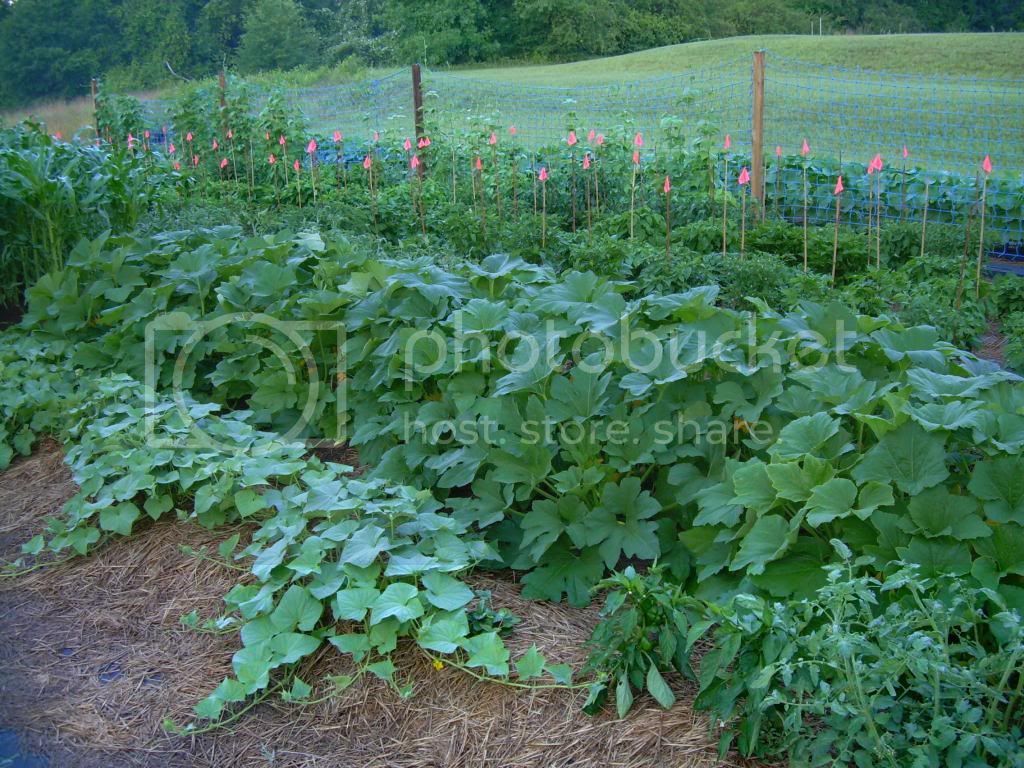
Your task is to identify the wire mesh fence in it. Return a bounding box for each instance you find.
[421,62,751,151]
[138,52,1023,242]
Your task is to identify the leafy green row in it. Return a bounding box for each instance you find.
[2,353,575,726]
[13,227,1024,616]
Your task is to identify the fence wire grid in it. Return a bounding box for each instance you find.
[140,52,1024,241]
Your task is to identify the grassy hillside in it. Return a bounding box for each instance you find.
[458,33,1024,83]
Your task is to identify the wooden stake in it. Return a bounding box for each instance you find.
[975,174,988,299]
[541,178,547,249]
[867,172,874,267]
[722,156,729,256]
[955,203,974,311]
[832,192,842,285]
[875,171,881,268]
[664,179,671,260]
[492,143,502,226]
[630,162,638,239]
[900,158,907,222]
[801,165,808,271]
[740,186,747,256]
[570,148,577,233]
[919,182,929,260]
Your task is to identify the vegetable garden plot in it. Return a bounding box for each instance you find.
[0,446,741,768]
[2,113,1024,766]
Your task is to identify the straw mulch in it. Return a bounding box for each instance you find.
[0,442,752,768]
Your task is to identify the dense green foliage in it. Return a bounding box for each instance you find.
[0,125,176,306]
[2,121,1023,765]
[2,0,1022,106]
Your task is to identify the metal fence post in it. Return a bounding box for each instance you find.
[751,51,766,209]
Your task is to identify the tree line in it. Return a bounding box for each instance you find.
[0,0,1020,107]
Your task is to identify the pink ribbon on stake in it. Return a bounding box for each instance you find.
[417,137,430,149]
[632,150,640,166]
[800,139,810,156]
[567,130,578,147]
[582,154,591,170]
[220,157,228,169]
[983,155,993,174]
[834,176,844,195]
[538,167,548,182]
[738,167,750,185]
[403,137,412,151]
[410,155,420,170]
[634,132,644,148]
[587,129,596,143]
[362,155,372,170]
[307,139,317,154]
[723,134,731,150]
[333,131,342,142]
[508,126,517,136]
[488,132,497,146]
[663,176,671,194]
[474,156,483,171]
[775,145,782,157]
[268,153,276,164]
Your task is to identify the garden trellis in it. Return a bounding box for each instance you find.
[136,51,1024,243]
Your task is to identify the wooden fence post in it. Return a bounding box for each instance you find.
[751,51,766,209]
[91,77,100,143]
[411,63,425,176]
[218,70,228,137]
